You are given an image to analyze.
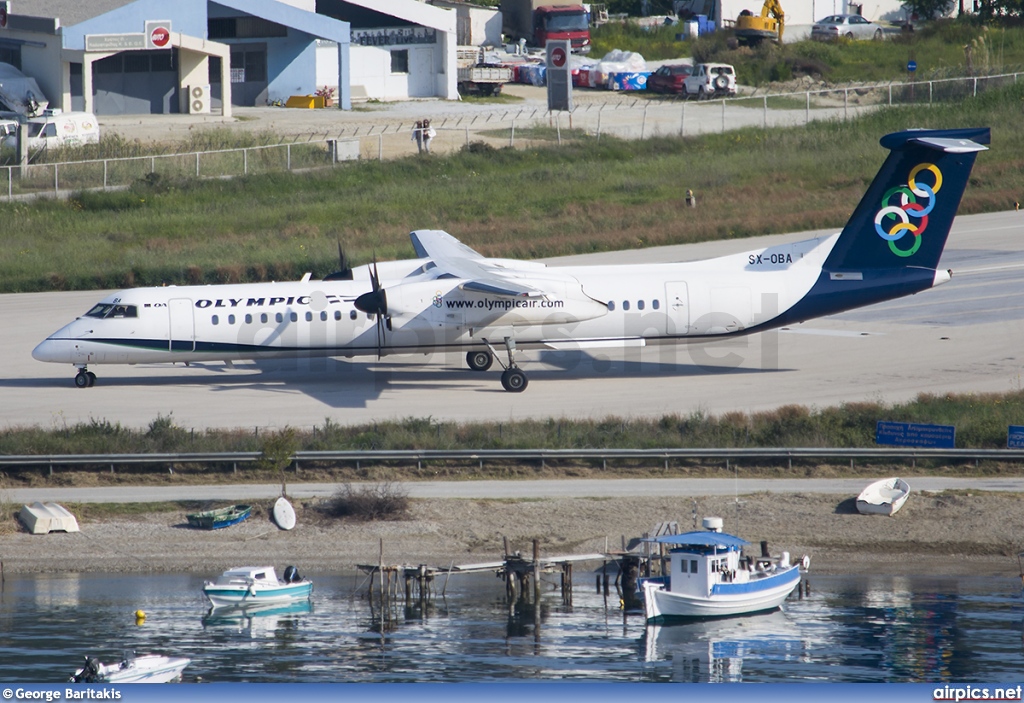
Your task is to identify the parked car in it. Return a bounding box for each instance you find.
[682,63,737,99]
[811,14,884,41]
[647,64,693,94]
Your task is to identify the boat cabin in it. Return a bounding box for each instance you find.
[645,518,793,598]
[213,566,280,585]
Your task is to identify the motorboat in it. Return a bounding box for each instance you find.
[639,517,808,621]
[856,477,911,516]
[203,565,313,607]
[69,652,190,683]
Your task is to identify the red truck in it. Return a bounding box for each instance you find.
[500,0,592,53]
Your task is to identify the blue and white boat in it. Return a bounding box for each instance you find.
[202,566,313,607]
[640,517,808,621]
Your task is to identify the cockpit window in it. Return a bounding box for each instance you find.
[83,303,138,319]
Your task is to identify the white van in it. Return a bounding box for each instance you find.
[0,110,99,150]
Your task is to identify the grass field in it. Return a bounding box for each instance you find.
[1,82,1023,294]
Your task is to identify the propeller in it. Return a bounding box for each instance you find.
[354,260,390,358]
[323,239,353,281]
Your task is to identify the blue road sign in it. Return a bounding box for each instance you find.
[907,60,917,72]
[876,421,954,448]
[1008,425,1024,448]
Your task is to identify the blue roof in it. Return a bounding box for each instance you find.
[645,531,749,549]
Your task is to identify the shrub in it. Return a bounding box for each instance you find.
[323,482,410,521]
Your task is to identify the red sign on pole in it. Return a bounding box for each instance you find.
[550,46,567,68]
[0,2,9,30]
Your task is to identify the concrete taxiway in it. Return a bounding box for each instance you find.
[3,210,1023,430]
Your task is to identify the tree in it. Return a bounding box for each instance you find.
[902,0,956,18]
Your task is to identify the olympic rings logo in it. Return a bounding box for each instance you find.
[873,163,942,258]
[432,291,443,308]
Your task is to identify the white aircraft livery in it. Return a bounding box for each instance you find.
[34,127,990,392]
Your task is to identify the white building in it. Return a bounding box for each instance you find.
[0,0,457,115]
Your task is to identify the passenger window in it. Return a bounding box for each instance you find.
[290,312,298,322]
[652,299,660,310]
[320,312,327,321]
[275,313,283,323]
[245,314,252,324]
[690,560,698,573]
[637,300,645,310]
[306,312,313,322]
[228,314,235,325]
[607,301,615,311]
[336,311,343,321]
[212,315,219,325]
[622,301,630,311]
[260,313,268,323]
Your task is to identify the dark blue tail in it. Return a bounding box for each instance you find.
[823,127,990,272]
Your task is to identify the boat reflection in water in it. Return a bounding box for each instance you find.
[202,600,312,638]
[641,610,808,682]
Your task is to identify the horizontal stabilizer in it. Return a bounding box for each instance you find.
[909,136,989,154]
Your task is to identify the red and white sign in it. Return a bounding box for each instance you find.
[144,20,172,49]
[150,26,170,47]
[0,2,10,30]
[550,46,567,68]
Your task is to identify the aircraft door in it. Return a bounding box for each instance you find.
[168,298,195,352]
[665,282,689,335]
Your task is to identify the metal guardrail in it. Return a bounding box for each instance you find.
[1,447,1021,474]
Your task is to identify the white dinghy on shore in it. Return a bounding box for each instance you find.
[856,477,911,516]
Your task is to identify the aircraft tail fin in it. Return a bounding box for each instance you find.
[823,127,989,272]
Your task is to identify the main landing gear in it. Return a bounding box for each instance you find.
[74,367,97,388]
[480,337,528,393]
[465,350,493,372]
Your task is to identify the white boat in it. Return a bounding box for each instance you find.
[203,565,313,607]
[69,652,190,683]
[639,517,808,621]
[856,477,911,516]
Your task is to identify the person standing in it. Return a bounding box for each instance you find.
[422,119,436,154]
[412,120,424,153]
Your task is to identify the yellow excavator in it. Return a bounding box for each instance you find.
[735,0,784,44]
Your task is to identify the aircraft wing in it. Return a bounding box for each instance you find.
[410,229,553,298]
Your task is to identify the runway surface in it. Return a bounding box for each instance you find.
[4,210,1023,431]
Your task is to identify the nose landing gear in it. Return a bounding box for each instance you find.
[74,368,96,388]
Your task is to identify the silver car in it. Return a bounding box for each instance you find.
[811,14,884,41]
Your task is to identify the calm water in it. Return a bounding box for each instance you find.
[1,571,1022,683]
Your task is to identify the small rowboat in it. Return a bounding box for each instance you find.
[186,504,251,530]
[856,477,911,516]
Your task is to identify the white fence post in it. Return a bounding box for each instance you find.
[641,105,648,140]
[243,148,248,175]
[721,99,725,132]
[806,91,810,124]
[378,133,383,161]
[763,95,768,129]
[510,119,515,148]
[597,109,602,140]
[195,152,200,178]
[53,164,58,196]
[103,160,108,190]
[679,102,685,137]
[287,144,291,170]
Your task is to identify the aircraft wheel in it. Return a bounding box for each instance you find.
[87,371,97,387]
[466,350,493,372]
[500,367,528,393]
[74,371,90,388]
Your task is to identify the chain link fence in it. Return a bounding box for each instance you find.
[2,71,1019,201]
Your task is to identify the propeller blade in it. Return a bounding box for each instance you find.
[322,239,353,281]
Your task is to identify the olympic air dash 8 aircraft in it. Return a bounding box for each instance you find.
[33,127,989,393]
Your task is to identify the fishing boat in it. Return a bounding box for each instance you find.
[856,477,911,516]
[186,504,251,530]
[203,565,313,607]
[639,517,808,621]
[69,652,190,683]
